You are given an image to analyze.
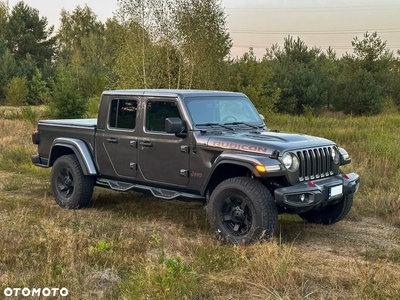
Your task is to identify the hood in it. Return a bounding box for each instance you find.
[206,130,334,155]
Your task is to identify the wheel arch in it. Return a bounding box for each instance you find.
[49,138,97,176]
[202,159,262,197]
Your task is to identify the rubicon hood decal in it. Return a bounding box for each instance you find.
[207,130,334,154]
[211,141,269,154]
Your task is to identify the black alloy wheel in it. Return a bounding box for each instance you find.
[51,154,94,208]
[208,177,278,244]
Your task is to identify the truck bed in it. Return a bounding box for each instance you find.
[36,118,98,163]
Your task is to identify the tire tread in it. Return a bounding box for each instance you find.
[51,154,94,209]
[207,177,278,244]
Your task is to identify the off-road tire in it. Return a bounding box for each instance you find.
[207,177,278,244]
[298,194,354,225]
[51,154,94,208]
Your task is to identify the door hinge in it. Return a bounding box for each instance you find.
[130,163,137,170]
[180,169,189,177]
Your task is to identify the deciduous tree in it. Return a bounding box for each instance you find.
[56,5,106,98]
[115,0,231,90]
[229,48,277,113]
[174,0,231,89]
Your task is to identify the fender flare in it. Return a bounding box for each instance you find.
[49,138,97,175]
[200,152,281,195]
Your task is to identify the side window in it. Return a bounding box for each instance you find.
[109,99,138,130]
[146,100,181,132]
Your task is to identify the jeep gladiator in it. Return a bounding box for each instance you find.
[31,89,360,244]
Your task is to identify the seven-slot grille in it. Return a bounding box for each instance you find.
[297,147,335,181]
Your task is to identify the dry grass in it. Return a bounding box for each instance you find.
[0,111,400,299]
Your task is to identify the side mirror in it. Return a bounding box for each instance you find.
[165,117,186,138]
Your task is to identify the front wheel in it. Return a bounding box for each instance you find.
[207,177,278,244]
[298,194,354,224]
[51,154,94,209]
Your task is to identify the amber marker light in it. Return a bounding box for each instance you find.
[256,165,266,173]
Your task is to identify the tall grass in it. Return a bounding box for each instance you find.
[1,108,400,299]
[0,118,49,178]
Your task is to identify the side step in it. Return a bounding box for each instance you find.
[97,178,205,201]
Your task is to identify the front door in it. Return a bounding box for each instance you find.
[138,98,190,186]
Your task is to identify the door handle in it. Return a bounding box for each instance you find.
[140,141,153,148]
[106,138,119,144]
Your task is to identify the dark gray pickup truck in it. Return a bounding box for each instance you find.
[32,89,360,244]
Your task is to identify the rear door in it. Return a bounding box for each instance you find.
[137,97,190,186]
[101,97,139,179]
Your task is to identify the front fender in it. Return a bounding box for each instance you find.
[214,151,283,175]
[213,152,268,176]
[200,151,283,195]
[49,138,97,175]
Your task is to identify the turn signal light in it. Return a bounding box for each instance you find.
[256,165,266,173]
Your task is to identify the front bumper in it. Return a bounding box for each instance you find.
[274,172,360,209]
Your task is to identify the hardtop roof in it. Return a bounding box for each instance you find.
[102,89,245,98]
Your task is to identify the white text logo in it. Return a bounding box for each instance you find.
[4,288,69,297]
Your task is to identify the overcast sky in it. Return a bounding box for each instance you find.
[6,0,400,58]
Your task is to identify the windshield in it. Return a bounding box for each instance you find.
[185,96,264,127]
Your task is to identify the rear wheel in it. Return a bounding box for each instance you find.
[51,154,94,208]
[298,194,353,224]
[207,177,278,244]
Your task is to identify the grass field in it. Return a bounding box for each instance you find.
[0,106,399,299]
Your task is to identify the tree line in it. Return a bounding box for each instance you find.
[0,0,399,118]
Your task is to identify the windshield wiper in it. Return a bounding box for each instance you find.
[224,122,263,129]
[195,123,235,131]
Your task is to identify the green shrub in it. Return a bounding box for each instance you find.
[21,106,38,125]
[84,96,101,118]
[27,69,50,105]
[4,77,29,106]
[340,68,383,116]
[47,66,86,119]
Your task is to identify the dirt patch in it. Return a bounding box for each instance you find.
[299,217,398,248]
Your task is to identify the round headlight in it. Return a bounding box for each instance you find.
[292,154,300,170]
[281,152,299,171]
[282,153,293,169]
[331,147,340,164]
